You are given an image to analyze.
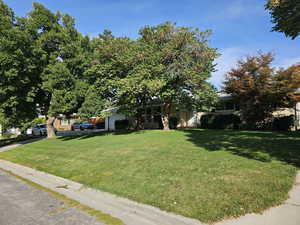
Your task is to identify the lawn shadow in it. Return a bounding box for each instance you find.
[57,130,145,141]
[180,129,300,168]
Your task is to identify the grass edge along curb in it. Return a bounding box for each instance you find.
[0,168,125,225]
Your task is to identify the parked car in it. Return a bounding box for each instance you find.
[80,122,95,130]
[71,122,82,131]
[71,122,95,131]
[32,124,57,136]
[32,124,47,136]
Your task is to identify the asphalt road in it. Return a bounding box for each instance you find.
[0,170,105,225]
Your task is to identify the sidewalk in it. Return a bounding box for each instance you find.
[0,159,299,225]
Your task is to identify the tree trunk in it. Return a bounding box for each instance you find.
[47,116,56,138]
[161,102,171,130]
[135,113,144,130]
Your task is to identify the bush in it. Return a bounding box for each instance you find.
[200,114,241,129]
[115,120,129,130]
[32,117,47,125]
[272,115,294,131]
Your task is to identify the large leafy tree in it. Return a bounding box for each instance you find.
[81,31,133,120]
[138,22,219,130]
[0,1,90,137]
[266,0,300,39]
[0,0,40,131]
[85,23,218,130]
[223,52,300,125]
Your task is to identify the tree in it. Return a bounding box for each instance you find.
[223,52,300,126]
[266,0,300,39]
[81,31,134,121]
[138,22,219,130]
[23,3,90,137]
[0,0,40,131]
[0,2,90,137]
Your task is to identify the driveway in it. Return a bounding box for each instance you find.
[0,170,105,225]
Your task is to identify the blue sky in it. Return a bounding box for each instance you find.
[4,0,300,89]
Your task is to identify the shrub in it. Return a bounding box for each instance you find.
[272,115,294,131]
[115,120,129,130]
[169,117,178,129]
[32,117,47,125]
[200,114,241,129]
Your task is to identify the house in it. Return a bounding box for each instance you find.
[54,114,79,131]
[101,89,300,131]
[101,105,202,131]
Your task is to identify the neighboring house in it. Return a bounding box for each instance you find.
[102,105,201,131]
[101,89,300,131]
[54,114,79,131]
[212,90,300,130]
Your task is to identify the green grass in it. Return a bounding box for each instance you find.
[0,129,299,223]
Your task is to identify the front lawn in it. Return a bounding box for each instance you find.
[0,129,299,223]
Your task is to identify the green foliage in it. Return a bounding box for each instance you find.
[0,1,91,135]
[138,22,219,129]
[200,114,241,129]
[0,0,40,128]
[115,120,129,130]
[266,0,300,39]
[201,113,294,131]
[32,117,47,125]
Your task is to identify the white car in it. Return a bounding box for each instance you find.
[32,124,47,136]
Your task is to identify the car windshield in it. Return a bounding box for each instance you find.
[39,124,46,128]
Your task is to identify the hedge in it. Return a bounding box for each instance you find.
[200,114,294,131]
[200,114,241,129]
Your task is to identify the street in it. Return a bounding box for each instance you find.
[0,170,105,225]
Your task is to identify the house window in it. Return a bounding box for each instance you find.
[61,119,69,126]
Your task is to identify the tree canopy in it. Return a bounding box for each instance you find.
[81,22,219,130]
[0,1,90,137]
[223,52,300,126]
[266,0,300,39]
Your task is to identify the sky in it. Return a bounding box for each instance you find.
[4,0,300,89]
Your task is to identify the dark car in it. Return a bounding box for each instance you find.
[71,122,82,131]
[80,122,95,130]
